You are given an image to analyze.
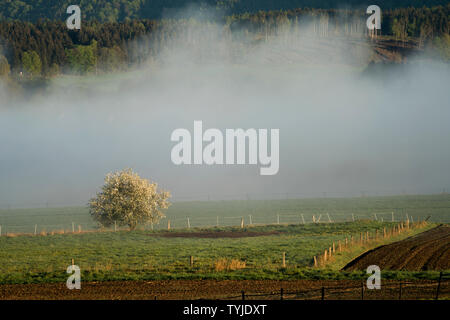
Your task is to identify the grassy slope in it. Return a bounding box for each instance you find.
[0,221,439,284]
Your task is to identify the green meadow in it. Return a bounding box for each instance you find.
[0,220,438,284]
[0,194,448,284]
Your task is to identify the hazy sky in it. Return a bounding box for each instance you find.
[1,21,450,208]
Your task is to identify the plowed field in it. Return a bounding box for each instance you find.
[0,279,447,300]
[343,225,450,271]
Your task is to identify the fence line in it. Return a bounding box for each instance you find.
[314,220,429,268]
[0,210,436,236]
[218,275,449,300]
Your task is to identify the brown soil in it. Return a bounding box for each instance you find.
[343,225,450,271]
[0,279,446,300]
[150,231,283,238]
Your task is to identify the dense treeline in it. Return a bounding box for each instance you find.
[0,6,449,78]
[230,6,449,42]
[0,0,449,22]
[0,20,159,76]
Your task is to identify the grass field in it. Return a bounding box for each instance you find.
[0,194,449,234]
[0,220,439,284]
[0,194,448,285]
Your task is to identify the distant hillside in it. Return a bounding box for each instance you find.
[0,5,448,77]
[0,0,449,22]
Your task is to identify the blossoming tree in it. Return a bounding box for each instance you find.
[89,169,171,230]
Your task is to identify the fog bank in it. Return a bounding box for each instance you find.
[1,20,449,207]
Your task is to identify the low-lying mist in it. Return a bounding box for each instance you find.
[1,18,449,208]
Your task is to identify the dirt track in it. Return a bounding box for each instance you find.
[344,225,450,271]
[0,279,447,300]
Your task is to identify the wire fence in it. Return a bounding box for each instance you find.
[218,275,450,300]
[2,277,448,300]
[0,210,432,236]
[1,190,449,235]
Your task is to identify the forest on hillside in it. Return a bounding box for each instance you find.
[1,0,449,22]
[0,6,449,78]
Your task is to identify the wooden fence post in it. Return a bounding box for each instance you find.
[190,256,194,267]
[72,222,75,233]
[436,272,443,300]
[301,214,305,225]
[324,250,327,262]
[78,225,81,233]
[249,215,252,225]
[241,217,244,228]
[187,217,190,229]
[282,252,286,268]
[332,242,335,253]
[277,214,280,225]
[34,224,37,235]
[313,256,318,267]
[361,282,364,300]
[167,220,171,230]
[338,240,342,252]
